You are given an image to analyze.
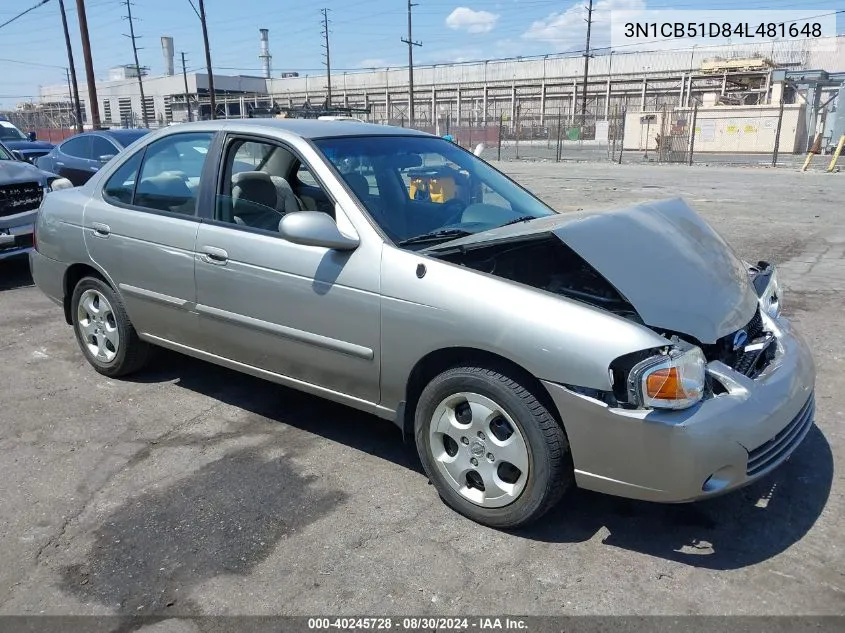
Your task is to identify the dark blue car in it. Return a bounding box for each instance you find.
[35,129,150,186]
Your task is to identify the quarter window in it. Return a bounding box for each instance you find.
[91,136,118,160]
[60,136,91,159]
[103,151,143,205]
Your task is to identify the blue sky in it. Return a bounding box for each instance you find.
[0,0,842,107]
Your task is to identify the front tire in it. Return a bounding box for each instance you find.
[414,366,573,528]
[70,276,150,377]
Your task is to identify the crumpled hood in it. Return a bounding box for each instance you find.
[431,199,758,343]
[0,159,49,186]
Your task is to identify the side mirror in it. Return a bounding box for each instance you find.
[278,211,359,251]
[98,154,116,164]
[11,150,25,161]
[27,131,36,142]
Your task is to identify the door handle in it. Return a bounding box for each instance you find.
[55,161,65,167]
[91,222,110,238]
[200,246,228,265]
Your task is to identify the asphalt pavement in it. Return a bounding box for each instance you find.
[0,162,842,620]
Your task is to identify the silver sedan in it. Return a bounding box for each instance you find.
[29,120,815,528]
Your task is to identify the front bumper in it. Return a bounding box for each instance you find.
[0,221,34,261]
[543,316,816,503]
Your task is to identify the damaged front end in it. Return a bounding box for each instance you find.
[428,199,782,411]
[432,235,642,323]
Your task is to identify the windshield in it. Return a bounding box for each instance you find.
[0,142,12,160]
[313,135,555,246]
[0,124,27,141]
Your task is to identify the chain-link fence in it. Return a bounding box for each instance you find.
[3,92,827,171]
[389,100,822,169]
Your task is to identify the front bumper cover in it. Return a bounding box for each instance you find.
[543,316,816,503]
[0,222,34,261]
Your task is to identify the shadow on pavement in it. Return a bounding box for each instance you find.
[0,255,34,291]
[60,441,346,615]
[126,349,831,572]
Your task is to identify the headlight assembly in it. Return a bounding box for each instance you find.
[749,261,781,319]
[759,267,781,318]
[627,345,706,410]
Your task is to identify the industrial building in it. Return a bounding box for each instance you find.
[21,32,845,155]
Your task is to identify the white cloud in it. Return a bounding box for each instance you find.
[446,7,500,34]
[423,47,485,64]
[523,0,646,50]
[357,58,389,68]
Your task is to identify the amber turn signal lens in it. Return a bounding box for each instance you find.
[645,367,687,399]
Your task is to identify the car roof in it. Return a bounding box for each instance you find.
[100,128,150,145]
[159,118,431,140]
[64,129,150,145]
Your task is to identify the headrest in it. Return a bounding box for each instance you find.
[232,171,277,211]
[344,172,370,199]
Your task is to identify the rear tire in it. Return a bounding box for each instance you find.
[70,276,150,377]
[414,365,573,529]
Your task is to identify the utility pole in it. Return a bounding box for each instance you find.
[58,0,83,132]
[181,52,193,122]
[123,0,149,127]
[75,0,101,129]
[401,0,422,127]
[580,0,593,129]
[320,8,331,108]
[189,0,216,119]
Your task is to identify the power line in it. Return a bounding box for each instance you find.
[0,58,66,69]
[400,0,421,126]
[0,0,52,31]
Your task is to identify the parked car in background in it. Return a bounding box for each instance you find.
[29,120,814,528]
[0,117,54,164]
[1,141,72,261]
[35,129,150,186]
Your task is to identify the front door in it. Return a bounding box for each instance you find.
[193,135,381,404]
[83,131,216,348]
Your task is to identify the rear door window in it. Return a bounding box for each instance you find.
[133,132,213,214]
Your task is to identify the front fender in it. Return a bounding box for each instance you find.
[378,245,668,411]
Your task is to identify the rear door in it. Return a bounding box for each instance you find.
[83,130,217,348]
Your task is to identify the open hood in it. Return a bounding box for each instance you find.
[429,199,758,344]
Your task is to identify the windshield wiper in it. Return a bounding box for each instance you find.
[497,215,537,228]
[397,228,474,247]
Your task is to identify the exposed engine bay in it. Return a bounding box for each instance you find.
[432,234,776,404]
[432,235,642,322]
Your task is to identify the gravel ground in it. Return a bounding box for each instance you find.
[0,162,842,620]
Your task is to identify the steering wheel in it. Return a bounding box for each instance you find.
[442,198,468,225]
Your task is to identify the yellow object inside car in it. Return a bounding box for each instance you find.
[409,172,456,204]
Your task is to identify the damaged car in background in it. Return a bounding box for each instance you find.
[29,122,815,528]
